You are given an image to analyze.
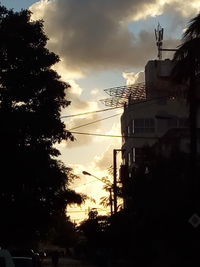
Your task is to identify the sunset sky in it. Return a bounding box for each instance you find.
[2,0,200,223]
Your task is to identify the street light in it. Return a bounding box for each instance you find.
[82,171,104,183]
[82,171,113,216]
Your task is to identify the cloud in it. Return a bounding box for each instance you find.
[53,59,102,148]
[93,141,122,171]
[51,60,90,113]
[64,113,102,148]
[162,0,200,20]
[90,88,100,96]
[55,66,101,148]
[65,82,90,113]
[30,0,194,74]
[123,71,145,85]
[93,122,122,171]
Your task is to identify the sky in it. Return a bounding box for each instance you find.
[1,0,200,223]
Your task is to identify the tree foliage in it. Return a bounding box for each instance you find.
[0,6,82,246]
[79,212,110,249]
[173,13,200,84]
[172,13,200,203]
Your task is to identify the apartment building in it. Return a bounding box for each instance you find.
[101,57,200,210]
[121,59,193,178]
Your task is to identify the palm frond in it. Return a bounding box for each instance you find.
[173,38,200,83]
[184,13,200,41]
[99,196,110,207]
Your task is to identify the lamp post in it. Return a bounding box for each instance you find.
[82,171,113,216]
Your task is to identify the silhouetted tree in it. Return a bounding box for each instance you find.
[50,215,77,248]
[130,144,200,265]
[0,6,82,246]
[78,213,110,264]
[172,13,200,199]
[99,167,123,212]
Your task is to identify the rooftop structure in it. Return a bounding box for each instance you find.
[100,82,146,107]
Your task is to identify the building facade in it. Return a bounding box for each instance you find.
[120,59,200,209]
[121,59,192,175]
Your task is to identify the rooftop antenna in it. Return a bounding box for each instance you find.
[155,23,177,60]
[155,23,164,60]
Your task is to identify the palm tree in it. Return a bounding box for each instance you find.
[172,13,200,208]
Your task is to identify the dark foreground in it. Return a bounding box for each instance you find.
[43,257,97,267]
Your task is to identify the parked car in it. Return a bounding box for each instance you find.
[12,257,33,267]
[38,252,46,259]
[37,251,46,263]
[9,250,34,258]
[0,249,15,267]
[10,250,41,267]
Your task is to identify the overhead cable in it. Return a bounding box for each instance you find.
[67,95,172,131]
[61,95,172,119]
[69,113,121,130]
[69,179,102,189]
[61,106,123,118]
[70,131,159,139]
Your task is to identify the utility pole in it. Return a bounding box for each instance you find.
[113,149,117,214]
[109,187,113,216]
[113,149,123,214]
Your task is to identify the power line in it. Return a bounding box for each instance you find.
[70,131,122,138]
[69,179,102,189]
[68,96,170,131]
[69,113,121,131]
[70,131,160,139]
[61,106,123,119]
[68,208,108,212]
[67,210,87,213]
[69,99,164,131]
[61,95,172,119]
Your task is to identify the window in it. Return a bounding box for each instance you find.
[133,118,155,134]
[128,152,131,166]
[167,117,188,128]
[132,148,135,162]
[132,147,143,163]
[127,125,131,136]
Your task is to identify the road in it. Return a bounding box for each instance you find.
[43,257,97,267]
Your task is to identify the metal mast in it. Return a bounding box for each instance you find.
[155,23,177,60]
[155,23,164,60]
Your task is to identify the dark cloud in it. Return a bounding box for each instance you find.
[30,0,198,73]
[30,0,161,72]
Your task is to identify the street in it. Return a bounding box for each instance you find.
[43,257,97,267]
